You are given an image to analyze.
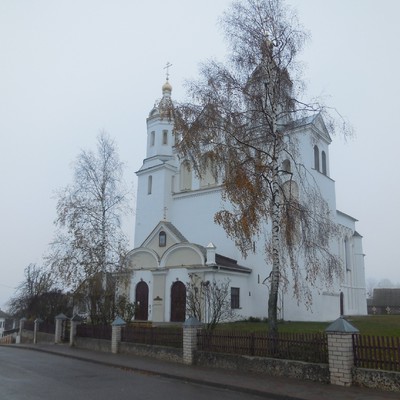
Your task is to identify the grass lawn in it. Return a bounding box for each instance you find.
[221,315,400,336]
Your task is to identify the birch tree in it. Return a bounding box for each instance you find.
[46,133,129,320]
[174,0,344,334]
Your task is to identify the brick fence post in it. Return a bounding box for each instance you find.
[33,318,42,344]
[55,313,68,344]
[325,317,359,386]
[183,317,202,365]
[111,316,126,354]
[69,315,83,346]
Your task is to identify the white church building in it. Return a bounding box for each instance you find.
[124,79,367,323]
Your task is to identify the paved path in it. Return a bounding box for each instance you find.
[4,343,400,400]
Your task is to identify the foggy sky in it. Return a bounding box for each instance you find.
[1,0,399,309]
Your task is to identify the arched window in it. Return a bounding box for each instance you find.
[180,161,192,191]
[200,154,217,187]
[148,175,152,195]
[282,159,291,174]
[321,151,327,175]
[162,130,168,145]
[314,145,320,171]
[150,131,155,146]
[344,237,351,271]
[159,231,166,247]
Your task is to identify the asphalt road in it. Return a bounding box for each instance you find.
[0,347,276,400]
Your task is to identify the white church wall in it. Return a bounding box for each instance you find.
[163,247,203,268]
[127,250,158,270]
[171,189,242,258]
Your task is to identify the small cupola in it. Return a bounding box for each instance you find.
[148,80,174,120]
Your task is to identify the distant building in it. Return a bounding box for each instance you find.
[0,310,16,337]
[367,288,400,315]
[122,79,367,323]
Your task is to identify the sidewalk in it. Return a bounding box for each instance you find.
[10,343,400,400]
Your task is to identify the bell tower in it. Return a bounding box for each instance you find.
[134,72,176,247]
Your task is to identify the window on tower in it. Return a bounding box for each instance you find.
[150,131,155,146]
[163,130,168,145]
[148,175,152,195]
[322,151,327,175]
[313,145,320,171]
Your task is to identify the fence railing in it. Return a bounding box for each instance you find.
[3,328,19,336]
[121,326,183,348]
[197,330,328,364]
[353,334,400,372]
[38,322,55,334]
[23,321,34,331]
[76,324,112,340]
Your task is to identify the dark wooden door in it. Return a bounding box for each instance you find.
[135,281,149,320]
[170,281,186,322]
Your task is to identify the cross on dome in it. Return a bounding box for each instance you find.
[162,62,173,93]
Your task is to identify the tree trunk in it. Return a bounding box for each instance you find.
[268,174,280,337]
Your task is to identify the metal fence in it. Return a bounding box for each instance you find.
[76,324,112,340]
[353,334,400,372]
[197,330,328,364]
[38,322,55,334]
[121,326,183,348]
[24,321,34,331]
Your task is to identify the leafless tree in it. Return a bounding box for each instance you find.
[186,274,235,332]
[46,133,129,320]
[175,0,346,334]
[8,264,71,321]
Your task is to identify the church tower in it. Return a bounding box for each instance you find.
[134,79,176,247]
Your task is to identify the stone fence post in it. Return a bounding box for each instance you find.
[111,316,126,354]
[326,317,359,386]
[55,313,68,344]
[69,315,83,346]
[16,317,27,344]
[183,317,202,365]
[33,318,42,344]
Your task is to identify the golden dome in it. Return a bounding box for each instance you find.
[162,80,172,92]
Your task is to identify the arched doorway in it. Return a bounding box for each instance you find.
[135,281,149,320]
[170,281,186,322]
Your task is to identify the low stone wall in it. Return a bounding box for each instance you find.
[19,329,54,344]
[353,368,400,392]
[119,342,182,363]
[74,336,111,353]
[194,351,330,384]
[74,336,182,362]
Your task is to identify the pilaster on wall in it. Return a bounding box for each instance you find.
[326,317,359,386]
